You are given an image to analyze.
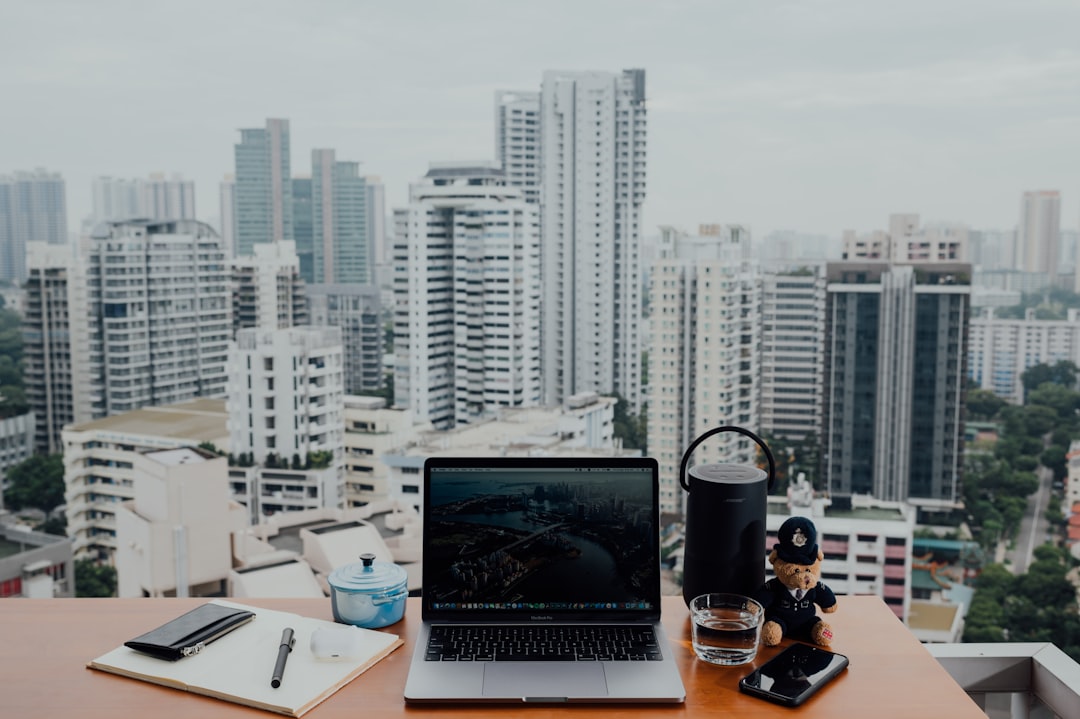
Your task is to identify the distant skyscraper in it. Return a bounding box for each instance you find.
[311,149,370,284]
[1017,190,1061,275]
[822,262,969,510]
[364,176,386,265]
[218,174,236,256]
[234,118,292,256]
[647,225,760,515]
[141,173,195,220]
[0,169,68,283]
[85,219,231,415]
[91,177,141,223]
[393,163,541,430]
[91,174,195,224]
[760,266,826,442]
[495,90,540,205]
[291,176,314,282]
[540,69,647,408]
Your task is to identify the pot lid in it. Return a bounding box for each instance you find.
[328,552,408,593]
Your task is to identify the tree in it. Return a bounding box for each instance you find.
[35,515,67,536]
[75,558,116,598]
[1022,360,1078,398]
[4,454,65,513]
[1040,445,1068,481]
[1021,404,1058,437]
[966,389,1006,420]
[611,394,646,452]
[197,441,223,456]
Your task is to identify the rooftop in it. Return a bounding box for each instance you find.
[66,399,227,442]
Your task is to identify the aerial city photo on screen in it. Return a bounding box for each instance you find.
[426,468,657,611]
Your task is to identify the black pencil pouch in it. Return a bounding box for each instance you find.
[124,603,255,661]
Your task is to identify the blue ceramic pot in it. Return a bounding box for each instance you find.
[327,553,408,628]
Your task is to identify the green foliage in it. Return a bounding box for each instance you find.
[0,306,26,418]
[4,454,65,513]
[965,389,1007,421]
[963,552,1080,661]
[0,307,23,364]
[1021,360,1078,398]
[35,515,67,536]
[1040,445,1067,481]
[1021,404,1058,437]
[197,441,223,456]
[611,394,646,453]
[75,559,117,598]
[307,450,334,469]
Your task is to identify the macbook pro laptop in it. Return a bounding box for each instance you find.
[403,456,686,704]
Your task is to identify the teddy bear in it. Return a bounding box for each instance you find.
[754,516,837,647]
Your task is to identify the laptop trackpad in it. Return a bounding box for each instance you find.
[482,663,608,699]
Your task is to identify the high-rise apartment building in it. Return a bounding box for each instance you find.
[648,225,760,515]
[230,240,307,335]
[494,90,540,205]
[760,267,826,442]
[23,242,92,453]
[823,262,970,511]
[1017,190,1061,275]
[234,118,292,256]
[306,284,384,395]
[0,169,68,283]
[968,307,1080,404]
[842,214,967,264]
[392,163,541,430]
[312,149,371,284]
[85,220,231,416]
[226,326,345,470]
[540,69,647,408]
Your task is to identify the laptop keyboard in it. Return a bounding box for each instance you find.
[425,624,663,662]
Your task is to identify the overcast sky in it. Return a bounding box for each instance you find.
[3,0,1078,240]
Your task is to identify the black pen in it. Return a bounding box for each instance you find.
[271,627,295,689]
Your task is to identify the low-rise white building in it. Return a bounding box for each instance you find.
[115,447,247,598]
[62,399,229,560]
[342,396,423,508]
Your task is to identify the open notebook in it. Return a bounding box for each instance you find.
[88,599,402,717]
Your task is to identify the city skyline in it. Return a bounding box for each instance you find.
[2,1,1079,241]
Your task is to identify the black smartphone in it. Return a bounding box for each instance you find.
[738,643,849,707]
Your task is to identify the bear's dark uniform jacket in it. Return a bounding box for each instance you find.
[755,578,837,642]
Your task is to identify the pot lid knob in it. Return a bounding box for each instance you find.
[360,552,376,568]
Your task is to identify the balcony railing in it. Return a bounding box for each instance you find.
[929,642,1080,719]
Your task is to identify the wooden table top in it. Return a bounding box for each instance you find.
[1,595,985,718]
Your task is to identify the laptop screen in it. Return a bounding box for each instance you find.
[422,457,661,618]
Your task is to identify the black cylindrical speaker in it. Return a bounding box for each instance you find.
[679,427,774,606]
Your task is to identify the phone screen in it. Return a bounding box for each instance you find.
[739,643,849,707]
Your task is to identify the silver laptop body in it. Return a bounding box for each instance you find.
[403,456,685,703]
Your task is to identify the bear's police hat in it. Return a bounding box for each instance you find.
[774,516,819,565]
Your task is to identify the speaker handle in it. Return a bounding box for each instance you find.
[678,426,776,493]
